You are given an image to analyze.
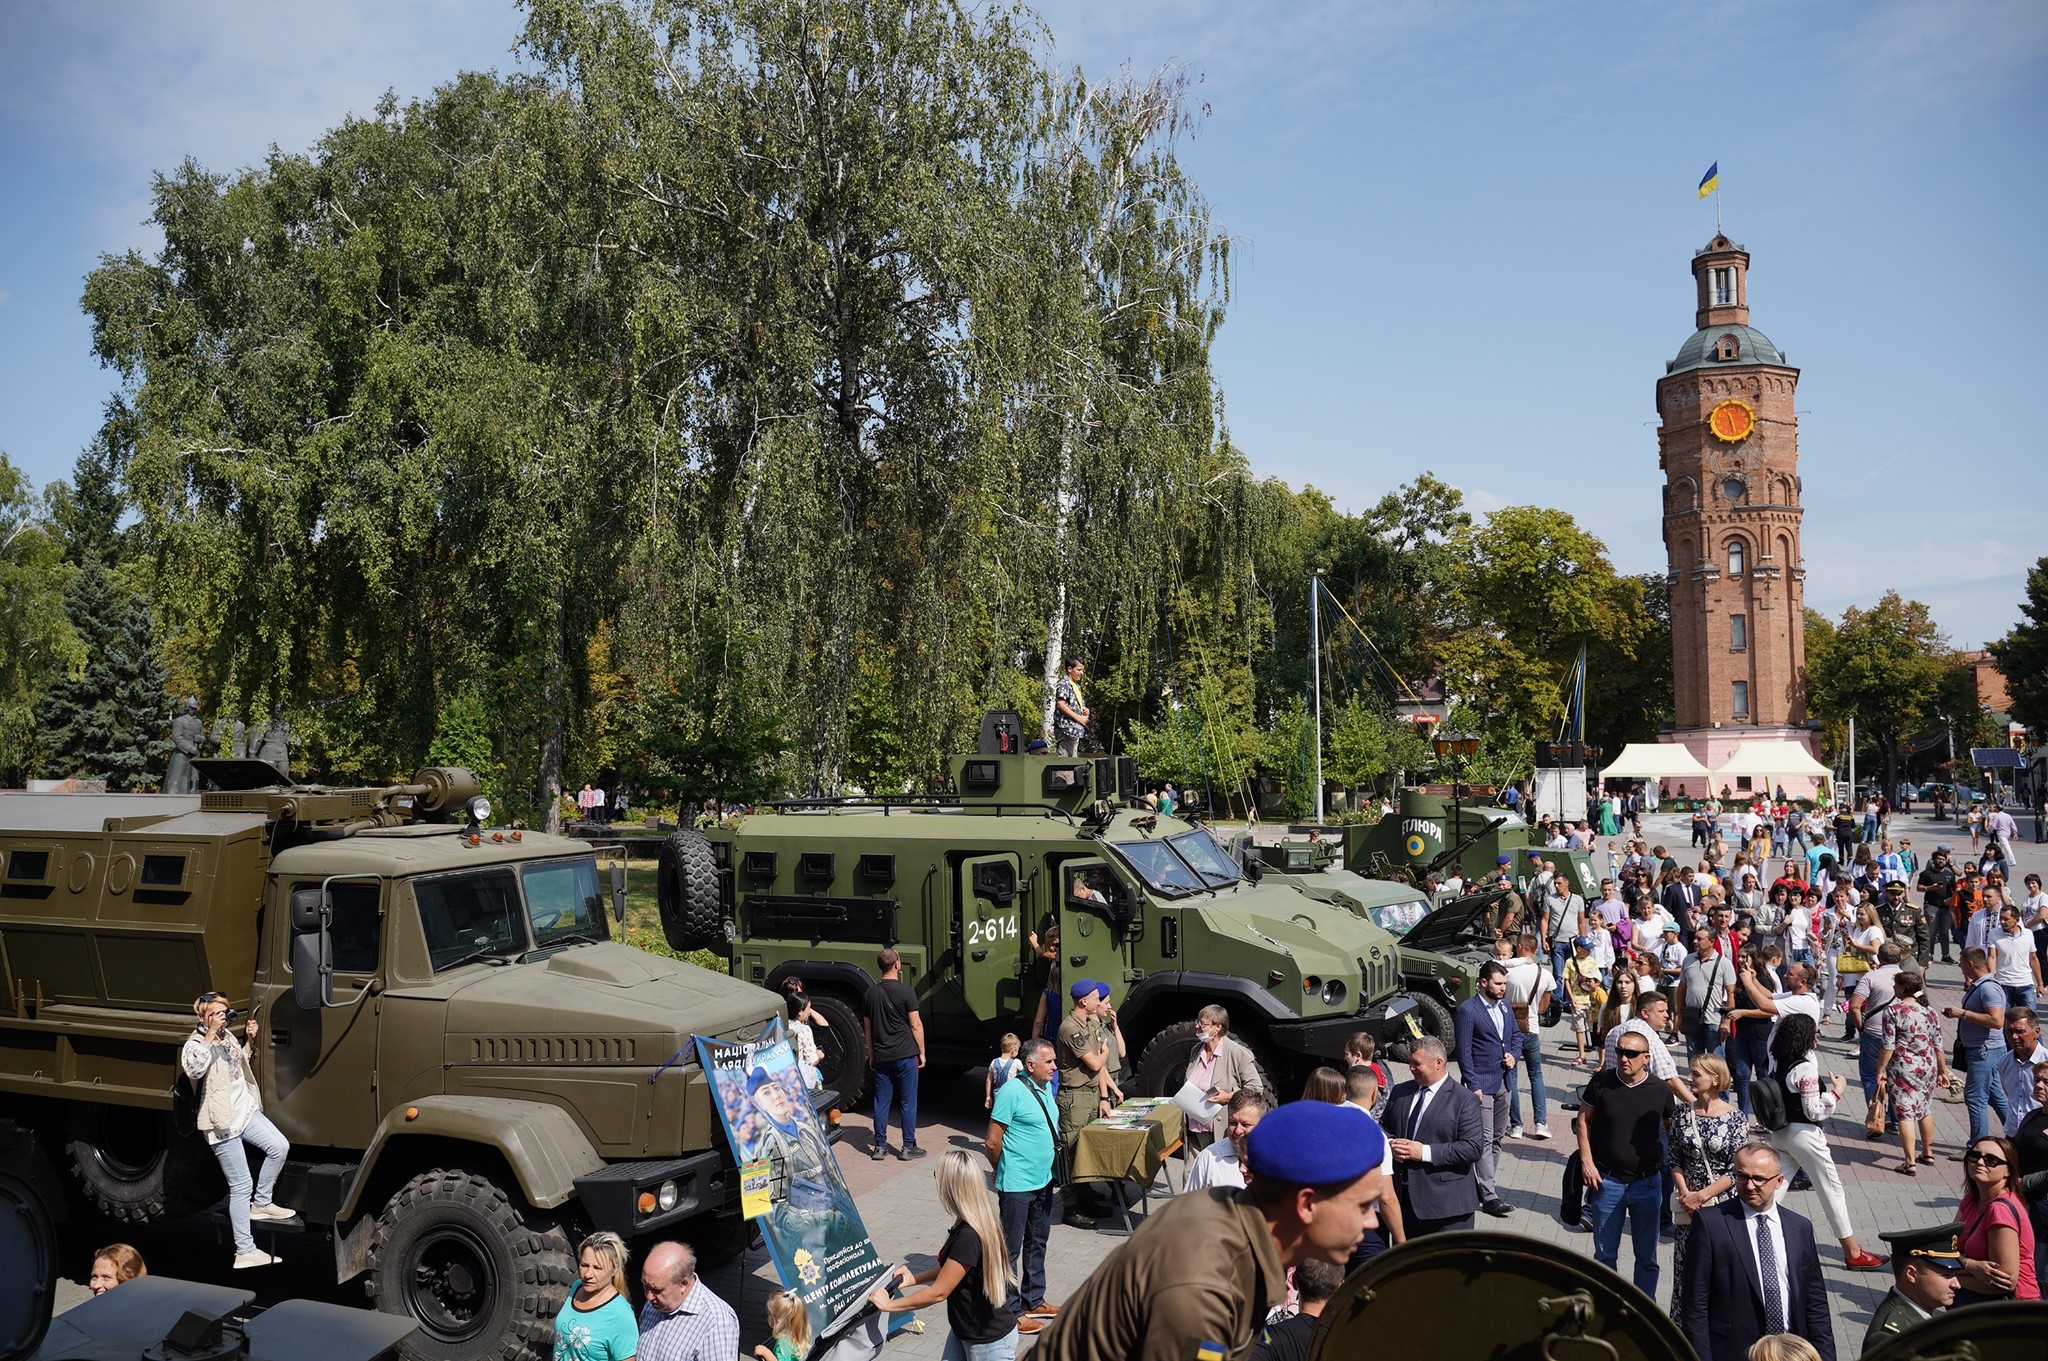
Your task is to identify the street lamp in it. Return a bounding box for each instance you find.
[1432,731,1481,858]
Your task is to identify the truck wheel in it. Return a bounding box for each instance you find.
[808,993,870,1109]
[1135,1021,1277,1103]
[366,1169,574,1361]
[64,1105,168,1223]
[1386,991,1455,1064]
[656,830,726,954]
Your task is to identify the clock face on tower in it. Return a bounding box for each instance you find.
[1708,400,1757,442]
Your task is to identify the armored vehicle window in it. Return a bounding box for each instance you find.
[415,869,526,971]
[1367,898,1430,936]
[1168,830,1241,888]
[328,881,383,974]
[1066,864,1118,906]
[522,859,609,949]
[139,855,185,886]
[1104,840,1202,897]
[7,850,49,880]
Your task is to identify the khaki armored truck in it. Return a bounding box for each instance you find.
[0,763,785,1361]
[654,731,1420,1104]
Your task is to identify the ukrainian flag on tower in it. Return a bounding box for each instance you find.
[1697,162,1719,199]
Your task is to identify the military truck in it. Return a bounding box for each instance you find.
[653,727,1420,1104]
[1343,786,1604,902]
[1250,839,1506,1052]
[0,762,787,1361]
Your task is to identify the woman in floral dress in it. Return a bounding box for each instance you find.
[1668,1054,1747,1312]
[1876,971,1947,1173]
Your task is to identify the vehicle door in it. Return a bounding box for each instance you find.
[254,875,384,1148]
[954,853,1022,1020]
[1056,858,1134,1004]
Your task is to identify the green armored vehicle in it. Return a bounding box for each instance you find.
[654,720,1419,1103]
[0,762,786,1361]
[1344,787,1604,903]
[1250,839,1508,1051]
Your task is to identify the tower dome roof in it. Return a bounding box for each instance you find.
[1667,323,1786,375]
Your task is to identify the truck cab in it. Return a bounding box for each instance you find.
[1,766,787,1361]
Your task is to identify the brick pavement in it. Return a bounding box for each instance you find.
[51,807,2047,1357]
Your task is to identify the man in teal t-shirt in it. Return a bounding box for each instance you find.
[987,1037,1060,1323]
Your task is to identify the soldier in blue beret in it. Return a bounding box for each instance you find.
[1033,1101,1386,1361]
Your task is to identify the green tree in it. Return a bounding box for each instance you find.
[1325,697,1430,793]
[1987,555,2048,737]
[1806,592,1947,797]
[427,686,499,806]
[0,455,84,782]
[35,559,168,790]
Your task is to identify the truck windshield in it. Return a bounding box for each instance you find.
[1366,898,1431,936]
[1169,830,1241,888]
[417,869,527,972]
[522,860,610,950]
[1104,839,1203,897]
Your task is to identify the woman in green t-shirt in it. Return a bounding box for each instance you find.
[555,1231,638,1361]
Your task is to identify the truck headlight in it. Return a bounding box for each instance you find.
[657,1180,679,1212]
[1321,979,1347,1007]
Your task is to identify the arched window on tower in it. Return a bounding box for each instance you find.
[1714,334,1740,361]
[1712,268,1735,306]
[1727,539,1745,577]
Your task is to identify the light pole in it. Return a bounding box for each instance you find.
[1432,730,1481,859]
[1310,568,1326,825]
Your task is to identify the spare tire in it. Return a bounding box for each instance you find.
[65,1104,168,1223]
[657,829,727,954]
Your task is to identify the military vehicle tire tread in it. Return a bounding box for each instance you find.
[807,992,870,1109]
[367,1168,574,1361]
[64,1104,168,1223]
[656,830,725,954]
[1135,1020,1277,1105]
[1387,992,1455,1063]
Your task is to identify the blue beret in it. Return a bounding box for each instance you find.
[1091,981,1112,999]
[1246,1101,1385,1186]
[1070,978,1097,1000]
[1496,854,1512,865]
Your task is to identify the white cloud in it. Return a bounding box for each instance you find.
[1842,0,2048,116]
[0,0,526,250]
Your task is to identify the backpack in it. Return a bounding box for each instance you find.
[1749,1072,1791,1132]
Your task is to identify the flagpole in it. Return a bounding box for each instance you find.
[1716,181,1723,233]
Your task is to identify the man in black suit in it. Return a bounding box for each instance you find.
[1662,864,1704,937]
[1380,1035,1484,1236]
[1679,1141,1835,1361]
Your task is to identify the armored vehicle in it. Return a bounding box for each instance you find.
[1344,786,1604,902]
[655,727,1419,1103]
[0,764,787,1361]
[1252,839,1508,1053]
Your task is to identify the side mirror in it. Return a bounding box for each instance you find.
[610,861,628,925]
[290,886,334,1010]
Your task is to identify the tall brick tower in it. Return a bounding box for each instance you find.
[1656,235,1817,776]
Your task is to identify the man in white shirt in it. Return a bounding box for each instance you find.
[1678,1142,1835,1361]
[1739,958,1824,1048]
[1183,1091,1265,1192]
[1503,934,1552,1139]
[1998,1008,2048,1125]
[1341,1066,1404,1267]
[1985,805,2020,862]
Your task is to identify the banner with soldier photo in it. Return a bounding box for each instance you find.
[694,1022,892,1339]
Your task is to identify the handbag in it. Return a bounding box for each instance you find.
[1836,950,1871,975]
[1865,1088,1888,1136]
[1025,1081,1072,1187]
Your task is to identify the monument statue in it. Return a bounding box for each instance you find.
[252,713,292,782]
[164,698,203,794]
[213,715,249,760]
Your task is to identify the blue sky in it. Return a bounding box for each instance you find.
[3,0,2043,649]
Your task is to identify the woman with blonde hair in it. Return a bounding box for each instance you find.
[871,1149,1019,1356]
[88,1243,146,1295]
[180,991,291,1269]
[1669,1055,1744,1309]
[555,1230,636,1360]
[1747,1337,1821,1361]
[1875,971,1947,1173]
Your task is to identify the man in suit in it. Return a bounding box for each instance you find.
[1662,865,1705,937]
[1453,960,1519,1218]
[1680,1141,1835,1361]
[1380,1035,1484,1236]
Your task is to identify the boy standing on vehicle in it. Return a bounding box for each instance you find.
[863,949,926,1161]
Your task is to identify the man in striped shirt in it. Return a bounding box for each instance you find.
[638,1241,739,1361]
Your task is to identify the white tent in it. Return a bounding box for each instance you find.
[1710,740,1832,782]
[1598,742,1712,781]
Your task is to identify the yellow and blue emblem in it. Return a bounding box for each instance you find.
[1193,1343,1226,1361]
[1404,833,1428,858]
[1697,162,1719,198]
